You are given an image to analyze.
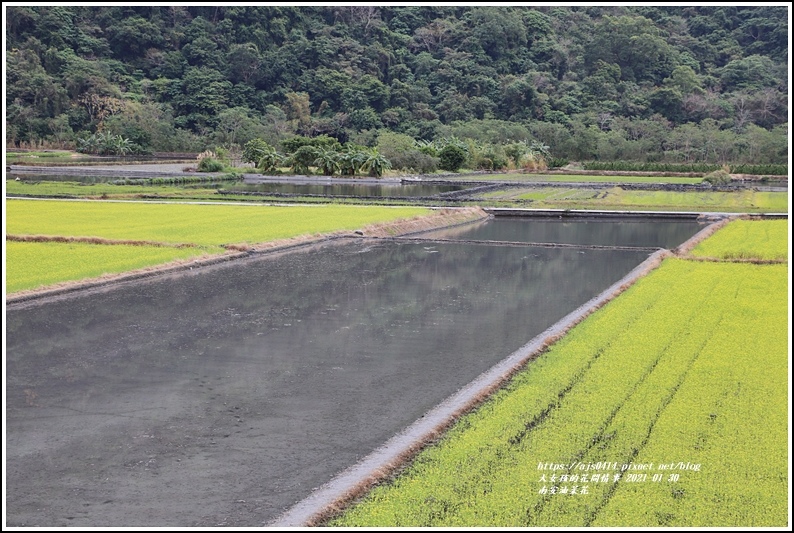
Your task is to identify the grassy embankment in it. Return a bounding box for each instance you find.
[329,218,789,527]
[5,199,431,294]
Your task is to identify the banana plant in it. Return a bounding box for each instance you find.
[361,148,392,178]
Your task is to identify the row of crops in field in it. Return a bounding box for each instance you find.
[330,219,788,527]
[5,199,431,293]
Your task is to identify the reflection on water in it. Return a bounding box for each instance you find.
[222,182,469,197]
[420,216,705,248]
[6,239,649,526]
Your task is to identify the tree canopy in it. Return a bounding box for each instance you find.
[5,5,788,164]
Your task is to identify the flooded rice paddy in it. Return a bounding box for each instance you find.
[421,216,705,248]
[5,219,704,526]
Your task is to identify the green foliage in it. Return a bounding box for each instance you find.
[6,241,209,293]
[314,147,341,176]
[378,132,439,173]
[547,157,569,169]
[290,145,319,174]
[281,134,341,154]
[76,132,133,155]
[110,174,241,186]
[438,144,467,172]
[339,148,368,176]
[360,148,392,178]
[197,157,224,172]
[503,142,526,166]
[257,149,285,174]
[702,169,732,186]
[470,143,508,171]
[583,161,787,176]
[5,6,788,166]
[242,138,273,164]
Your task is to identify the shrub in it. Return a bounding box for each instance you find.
[197,157,224,172]
[703,169,732,185]
[439,144,467,172]
[548,157,570,169]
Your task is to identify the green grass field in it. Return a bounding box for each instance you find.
[6,199,429,246]
[330,221,789,527]
[690,219,789,260]
[5,199,430,293]
[6,241,216,293]
[5,179,221,199]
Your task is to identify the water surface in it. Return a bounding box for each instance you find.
[420,216,705,248]
[7,239,649,526]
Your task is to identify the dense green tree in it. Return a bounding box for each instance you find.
[585,15,676,83]
[106,16,164,61]
[719,54,780,91]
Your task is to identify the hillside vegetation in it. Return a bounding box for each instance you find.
[6,6,787,168]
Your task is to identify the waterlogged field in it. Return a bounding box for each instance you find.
[6,241,215,293]
[690,219,788,260]
[6,200,429,247]
[478,187,788,213]
[331,258,788,527]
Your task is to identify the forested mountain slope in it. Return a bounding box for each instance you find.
[5,5,788,164]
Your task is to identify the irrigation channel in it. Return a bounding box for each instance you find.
[5,215,708,527]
